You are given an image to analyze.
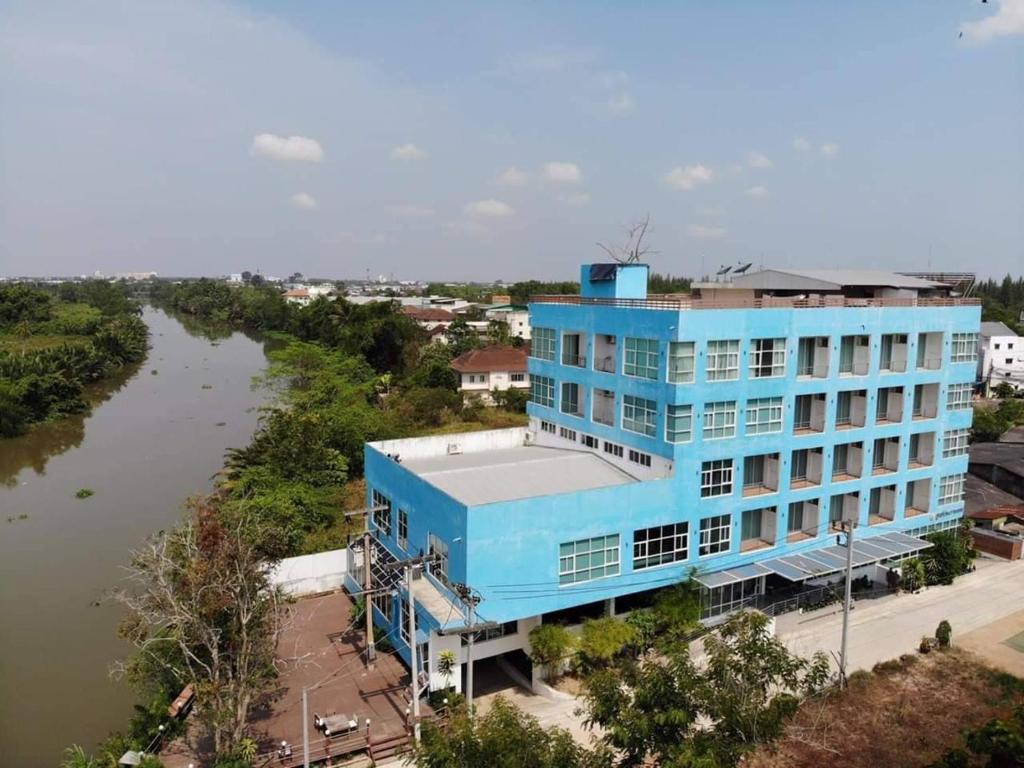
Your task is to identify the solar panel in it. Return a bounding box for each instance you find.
[589,263,618,281]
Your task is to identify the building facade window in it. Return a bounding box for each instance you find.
[938,473,966,506]
[581,434,599,449]
[540,419,556,434]
[372,591,393,622]
[946,383,972,410]
[668,341,695,384]
[704,400,737,440]
[701,459,734,498]
[529,375,555,408]
[666,404,693,443]
[942,428,970,458]
[623,394,658,437]
[699,514,732,556]
[559,426,577,441]
[399,599,411,645]
[633,522,688,569]
[623,337,659,380]
[531,327,556,361]
[397,508,408,551]
[371,489,392,536]
[951,333,978,363]
[511,372,526,383]
[706,340,740,381]
[628,449,652,467]
[750,338,786,378]
[427,533,449,585]
[603,441,624,458]
[560,382,581,416]
[746,396,783,435]
[559,535,620,585]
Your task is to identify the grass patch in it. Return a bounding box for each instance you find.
[1003,630,1024,655]
[75,488,95,499]
[0,333,91,353]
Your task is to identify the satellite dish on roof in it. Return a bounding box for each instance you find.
[734,262,753,275]
[716,265,732,276]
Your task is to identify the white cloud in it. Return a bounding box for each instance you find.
[562,192,591,206]
[792,137,812,152]
[663,164,714,191]
[251,133,324,163]
[820,142,839,157]
[688,224,728,239]
[747,151,773,169]
[745,185,769,199]
[542,161,582,184]
[392,204,435,218]
[961,0,1024,43]
[497,167,529,186]
[607,92,635,113]
[289,192,318,209]
[390,143,426,160]
[464,199,515,218]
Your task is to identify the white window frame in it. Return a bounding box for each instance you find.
[623,337,659,380]
[701,459,734,498]
[531,327,556,361]
[530,375,555,408]
[628,449,652,467]
[668,341,695,384]
[397,508,408,551]
[951,333,978,364]
[633,522,689,570]
[371,489,392,536]
[746,396,783,435]
[938,473,966,506]
[560,381,581,416]
[706,340,740,381]
[559,535,620,585]
[942,428,970,458]
[622,394,658,437]
[946,383,972,411]
[666,404,693,443]
[750,338,786,378]
[699,514,732,557]
[703,400,737,440]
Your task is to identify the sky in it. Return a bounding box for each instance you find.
[0,1,1022,281]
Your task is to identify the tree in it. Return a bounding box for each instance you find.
[900,557,926,592]
[528,624,575,681]
[579,611,830,767]
[578,616,638,671]
[411,696,607,768]
[486,319,513,346]
[114,508,286,759]
[922,525,976,585]
[445,316,483,357]
[936,620,952,649]
[60,745,98,768]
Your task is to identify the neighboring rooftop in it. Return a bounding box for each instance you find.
[726,268,947,292]
[969,442,1024,477]
[399,444,638,506]
[402,305,455,321]
[980,321,1018,338]
[451,345,528,374]
[965,473,1024,517]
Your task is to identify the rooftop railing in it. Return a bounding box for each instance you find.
[530,294,981,311]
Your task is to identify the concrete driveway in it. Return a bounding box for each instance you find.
[778,556,1024,674]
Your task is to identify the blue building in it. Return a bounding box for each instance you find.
[356,263,979,693]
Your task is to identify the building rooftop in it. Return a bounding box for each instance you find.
[980,321,1017,338]
[400,444,637,506]
[450,345,528,374]
[969,442,1024,478]
[965,473,1024,517]
[402,306,455,321]
[727,268,946,292]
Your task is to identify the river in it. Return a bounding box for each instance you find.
[0,307,270,768]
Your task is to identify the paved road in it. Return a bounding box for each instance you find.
[778,556,1024,673]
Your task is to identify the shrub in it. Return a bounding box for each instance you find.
[577,617,638,671]
[528,624,574,680]
[901,558,926,592]
[936,620,952,649]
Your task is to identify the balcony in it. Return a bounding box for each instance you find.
[743,453,780,497]
[905,478,931,517]
[875,386,905,425]
[793,394,826,435]
[839,335,870,376]
[561,333,585,368]
[740,507,776,552]
[836,390,867,430]
[832,442,863,482]
[797,336,830,378]
[592,334,617,374]
[868,485,897,526]
[790,448,823,489]
[829,492,860,532]
[916,332,943,370]
[912,383,939,420]
[591,388,615,427]
[908,432,935,469]
[871,437,900,476]
[786,499,820,543]
[562,353,587,368]
[880,334,908,374]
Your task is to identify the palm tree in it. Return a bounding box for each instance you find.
[60,745,98,768]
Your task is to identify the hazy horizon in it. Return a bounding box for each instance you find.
[2,1,1022,281]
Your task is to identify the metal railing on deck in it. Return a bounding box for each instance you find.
[530,294,980,311]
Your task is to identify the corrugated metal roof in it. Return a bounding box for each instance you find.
[731,268,945,291]
[401,445,637,506]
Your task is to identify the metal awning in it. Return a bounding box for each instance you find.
[694,531,933,588]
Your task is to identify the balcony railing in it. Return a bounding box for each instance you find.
[561,353,587,368]
[594,357,615,373]
[530,295,980,311]
[917,356,943,370]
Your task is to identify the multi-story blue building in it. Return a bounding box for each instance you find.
[355,263,979,693]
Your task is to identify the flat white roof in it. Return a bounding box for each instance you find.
[400,444,637,506]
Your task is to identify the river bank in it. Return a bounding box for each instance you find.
[0,307,271,768]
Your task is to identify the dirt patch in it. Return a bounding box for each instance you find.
[957,609,1024,678]
[746,649,1024,768]
[551,674,584,696]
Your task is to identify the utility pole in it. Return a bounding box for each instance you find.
[302,686,309,768]
[839,520,857,688]
[444,583,494,713]
[382,553,439,743]
[342,503,387,666]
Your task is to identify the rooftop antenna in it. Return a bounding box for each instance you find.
[597,214,658,265]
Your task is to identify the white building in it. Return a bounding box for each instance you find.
[483,304,531,341]
[979,321,1024,394]
[451,345,529,404]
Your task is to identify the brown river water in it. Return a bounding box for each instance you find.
[0,307,270,768]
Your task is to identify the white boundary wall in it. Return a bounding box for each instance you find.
[270,549,349,596]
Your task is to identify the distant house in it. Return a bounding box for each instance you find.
[283,287,312,306]
[450,345,529,403]
[978,321,1024,394]
[402,305,455,332]
[483,304,531,340]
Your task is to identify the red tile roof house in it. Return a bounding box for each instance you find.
[450,345,529,404]
[401,305,454,331]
